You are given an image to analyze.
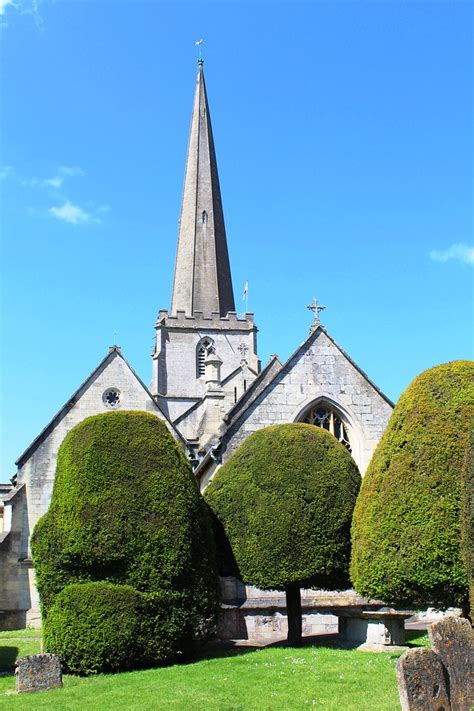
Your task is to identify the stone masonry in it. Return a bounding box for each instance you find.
[197,327,393,489]
[0,348,181,628]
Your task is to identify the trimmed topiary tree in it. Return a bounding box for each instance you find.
[351,360,474,611]
[44,582,143,674]
[32,411,218,668]
[44,582,194,674]
[461,428,474,618]
[204,423,361,644]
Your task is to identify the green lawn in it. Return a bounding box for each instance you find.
[0,630,429,709]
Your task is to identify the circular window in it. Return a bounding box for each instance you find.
[103,388,121,408]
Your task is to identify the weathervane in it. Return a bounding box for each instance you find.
[195,38,204,61]
[307,297,326,333]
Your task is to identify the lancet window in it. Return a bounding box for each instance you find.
[301,404,352,452]
[196,337,214,377]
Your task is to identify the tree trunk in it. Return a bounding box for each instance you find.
[285,584,302,646]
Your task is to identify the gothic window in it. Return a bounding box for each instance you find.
[301,403,352,452]
[196,337,213,378]
[202,210,208,224]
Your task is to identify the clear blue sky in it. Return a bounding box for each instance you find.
[1,0,473,478]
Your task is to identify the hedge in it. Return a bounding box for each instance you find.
[461,427,474,615]
[32,411,219,662]
[44,582,198,674]
[351,360,474,609]
[44,582,144,674]
[205,423,361,591]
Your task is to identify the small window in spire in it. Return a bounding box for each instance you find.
[202,210,208,225]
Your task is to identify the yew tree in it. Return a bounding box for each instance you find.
[32,411,219,671]
[351,361,473,613]
[205,423,361,645]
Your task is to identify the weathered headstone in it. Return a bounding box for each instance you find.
[396,647,451,711]
[428,616,474,711]
[15,654,62,694]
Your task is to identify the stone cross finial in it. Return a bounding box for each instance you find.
[307,298,326,333]
[238,343,249,363]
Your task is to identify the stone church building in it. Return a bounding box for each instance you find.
[0,61,393,632]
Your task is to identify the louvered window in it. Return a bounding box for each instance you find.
[196,338,213,378]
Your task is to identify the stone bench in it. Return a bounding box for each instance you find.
[337,608,413,650]
[218,597,412,648]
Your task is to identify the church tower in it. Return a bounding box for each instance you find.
[151,61,260,431]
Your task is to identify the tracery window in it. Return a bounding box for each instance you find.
[196,337,214,377]
[302,404,352,452]
[103,388,121,409]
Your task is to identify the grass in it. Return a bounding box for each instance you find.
[0,630,429,709]
[0,629,41,678]
[0,629,42,640]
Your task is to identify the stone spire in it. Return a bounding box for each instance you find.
[170,60,235,317]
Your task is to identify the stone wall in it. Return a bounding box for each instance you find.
[151,311,259,417]
[217,577,376,642]
[219,328,393,476]
[171,365,256,443]
[0,486,32,626]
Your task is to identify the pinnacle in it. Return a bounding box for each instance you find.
[170,63,235,317]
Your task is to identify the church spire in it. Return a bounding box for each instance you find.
[170,60,235,317]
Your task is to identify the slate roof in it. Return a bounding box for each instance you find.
[15,348,186,467]
[213,325,394,456]
[223,355,283,427]
[172,362,260,428]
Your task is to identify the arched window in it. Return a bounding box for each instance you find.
[196,337,214,378]
[301,403,352,452]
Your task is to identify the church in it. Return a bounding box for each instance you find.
[0,60,394,631]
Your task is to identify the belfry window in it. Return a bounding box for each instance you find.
[196,337,213,378]
[301,404,352,452]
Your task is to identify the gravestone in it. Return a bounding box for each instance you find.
[428,616,474,711]
[15,654,62,694]
[396,647,451,711]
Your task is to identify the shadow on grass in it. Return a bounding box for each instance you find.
[197,627,430,663]
[196,633,347,662]
[0,646,19,673]
[405,629,429,647]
